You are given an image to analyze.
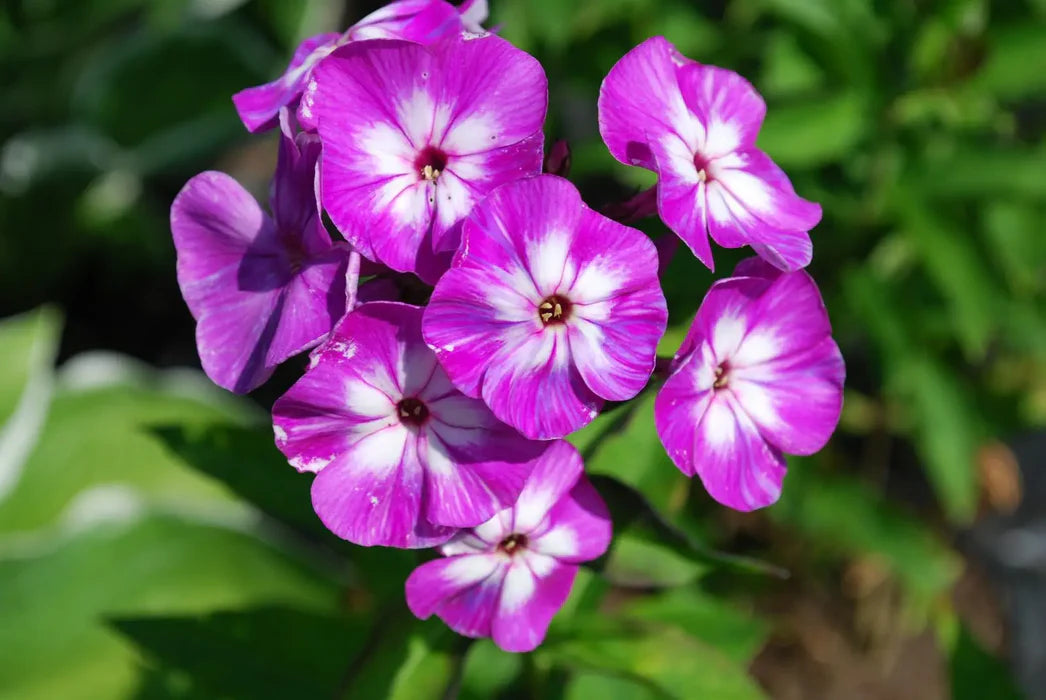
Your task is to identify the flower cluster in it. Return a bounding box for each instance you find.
[170,0,844,652]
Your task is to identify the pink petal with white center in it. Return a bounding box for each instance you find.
[657,377,786,511]
[233,33,340,133]
[676,62,765,159]
[405,554,507,639]
[528,475,612,563]
[491,554,577,652]
[418,403,540,528]
[430,132,545,253]
[433,36,547,154]
[730,337,844,456]
[441,509,514,557]
[348,0,461,42]
[598,36,693,170]
[563,208,667,401]
[511,440,584,533]
[672,276,770,367]
[480,326,602,440]
[316,36,545,282]
[310,425,453,547]
[737,265,833,365]
[649,135,716,270]
[706,149,821,271]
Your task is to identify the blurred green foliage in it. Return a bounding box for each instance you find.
[1,0,1044,697]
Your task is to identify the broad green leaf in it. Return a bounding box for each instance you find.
[542,618,767,700]
[913,146,1046,201]
[0,307,61,429]
[110,606,369,700]
[583,392,680,513]
[0,309,62,504]
[590,474,785,578]
[757,92,868,168]
[949,624,1025,700]
[0,515,343,700]
[459,639,523,700]
[0,362,257,539]
[564,672,660,700]
[623,589,769,665]
[760,32,825,98]
[982,202,1046,297]
[150,423,326,540]
[897,199,999,359]
[771,458,962,604]
[346,612,462,700]
[896,355,981,522]
[602,531,706,587]
[970,23,1046,99]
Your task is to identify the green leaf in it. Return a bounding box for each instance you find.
[564,672,660,700]
[582,392,681,513]
[0,515,344,700]
[459,639,523,700]
[110,606,369,700]
[0,362,258,539]
[970,23,1046,99]
[760,32,826,98]
[982,202,1046,297]
[542,618,767,700]
[150,424,326,541]
[897,199,1000,359]
[771,458,962,604]
[0,308,62,505]
[590,474,787,579]
[0,307,61,430]
[346,612,463,700]
[896,355,981,523]
[757,92,868,168]
[949,624,1025,700]
[912,146,1046,201]
[623,589,769,665]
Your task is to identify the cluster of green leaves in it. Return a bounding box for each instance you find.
[2,0,1042,697]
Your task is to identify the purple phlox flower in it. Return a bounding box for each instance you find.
[171,110,350,394]
[655,257,845,511]
[314,34,547,284]
[233,0,489,133]
[272,302,544,548]
[598,36,822,272]
[423,175,668,440]
[406,440,611,652]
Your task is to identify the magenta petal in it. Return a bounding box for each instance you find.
[425,175,663,439]
[348,0,461,42]
[706,149,821,271]
[598,36,690,170]
[406,554,507,638]
[481,331,602,440]
[315,36,546,282]
[657,381,786,511]
[172,172,319,393]
[310,429,453,548]
[418,405,540,527]
[650,136,716,270]
[672,275,769,368]
[491,555,577,652]
[511,440,584,532]
[232,32,340,133]
[731,338,845,456]
[529,475,612,563]
[676,62,765,158]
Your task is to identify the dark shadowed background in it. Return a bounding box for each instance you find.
[1,1,1044,698]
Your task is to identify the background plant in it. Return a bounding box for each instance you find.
[1,0,1043,698]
